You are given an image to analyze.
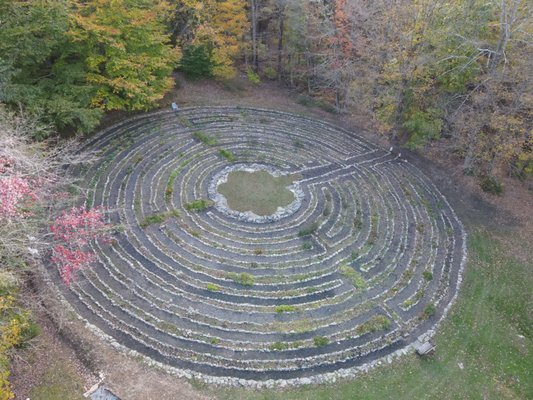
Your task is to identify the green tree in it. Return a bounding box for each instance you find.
[0,0,102,136]
[69,0,180,111]
[180,44,214,78]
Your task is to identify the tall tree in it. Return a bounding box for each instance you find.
[172,0,247,79]
[69,0,180,111]
[249,0,259,72]
[272,0,287,79]
[447,0,533,177]
[0,0,102,135]
[281,0,314,88]
[209,0,249,79]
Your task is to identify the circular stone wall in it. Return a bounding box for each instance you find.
[57,107,466,386]
[210,163,304,223]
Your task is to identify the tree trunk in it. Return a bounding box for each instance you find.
[288,53,294,87]
[277,10,285,81]
[462,126,478,174]
[250,0,258,72]
[306,54,313,94]
[489,0,519,73]
[392,78,408,141]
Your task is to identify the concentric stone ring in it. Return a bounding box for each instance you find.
[209,163,304,223]
[55,107,466,386]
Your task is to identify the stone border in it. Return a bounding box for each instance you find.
[208,163,304,223]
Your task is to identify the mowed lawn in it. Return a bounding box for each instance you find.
[214,230,532,400]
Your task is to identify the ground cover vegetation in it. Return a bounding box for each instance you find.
[217,170,298,215]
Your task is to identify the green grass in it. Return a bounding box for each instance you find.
[28,358,85,400]
[193,131,217,146]
[140,213,165,227]
[165,156,196,199]
[217,170,300,216]
[177,115,193,128]
[295,95,337,113]
[207,283,220,292]
[339,265,367,289]
[313,336,329,347]
[293,139,304,149]
[219,149,236,162]
[156,321,182,336]
[222,79,247,92]
[166,170,178,199]
[67,184,80,196]
[140,209,180,228]
[213,230,533,399]
[423,303,436,319]
[275,305,296,313]
[18,319,41,344]
[302,241,313,251]
[185,199,214,212]
[356,315,391,335]
[298,222,319,237]
[270,342,290,351]
[0,270,18,296]
[226,272,255,286]
[480,175,504,195]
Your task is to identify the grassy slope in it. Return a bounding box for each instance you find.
[27,358,85,400]
[215,230,532,400]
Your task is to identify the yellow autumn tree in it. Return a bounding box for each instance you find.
[0,295,34,400]
[69,0,181,111]
[210,0,249,79]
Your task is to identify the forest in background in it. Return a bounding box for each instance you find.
[1,0,532,189]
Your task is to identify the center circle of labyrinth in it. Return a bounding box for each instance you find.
[210,163,304,223]
[217,168,298,216]
[61,107,466,385]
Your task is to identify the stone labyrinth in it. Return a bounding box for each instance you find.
[60,107,466,386]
